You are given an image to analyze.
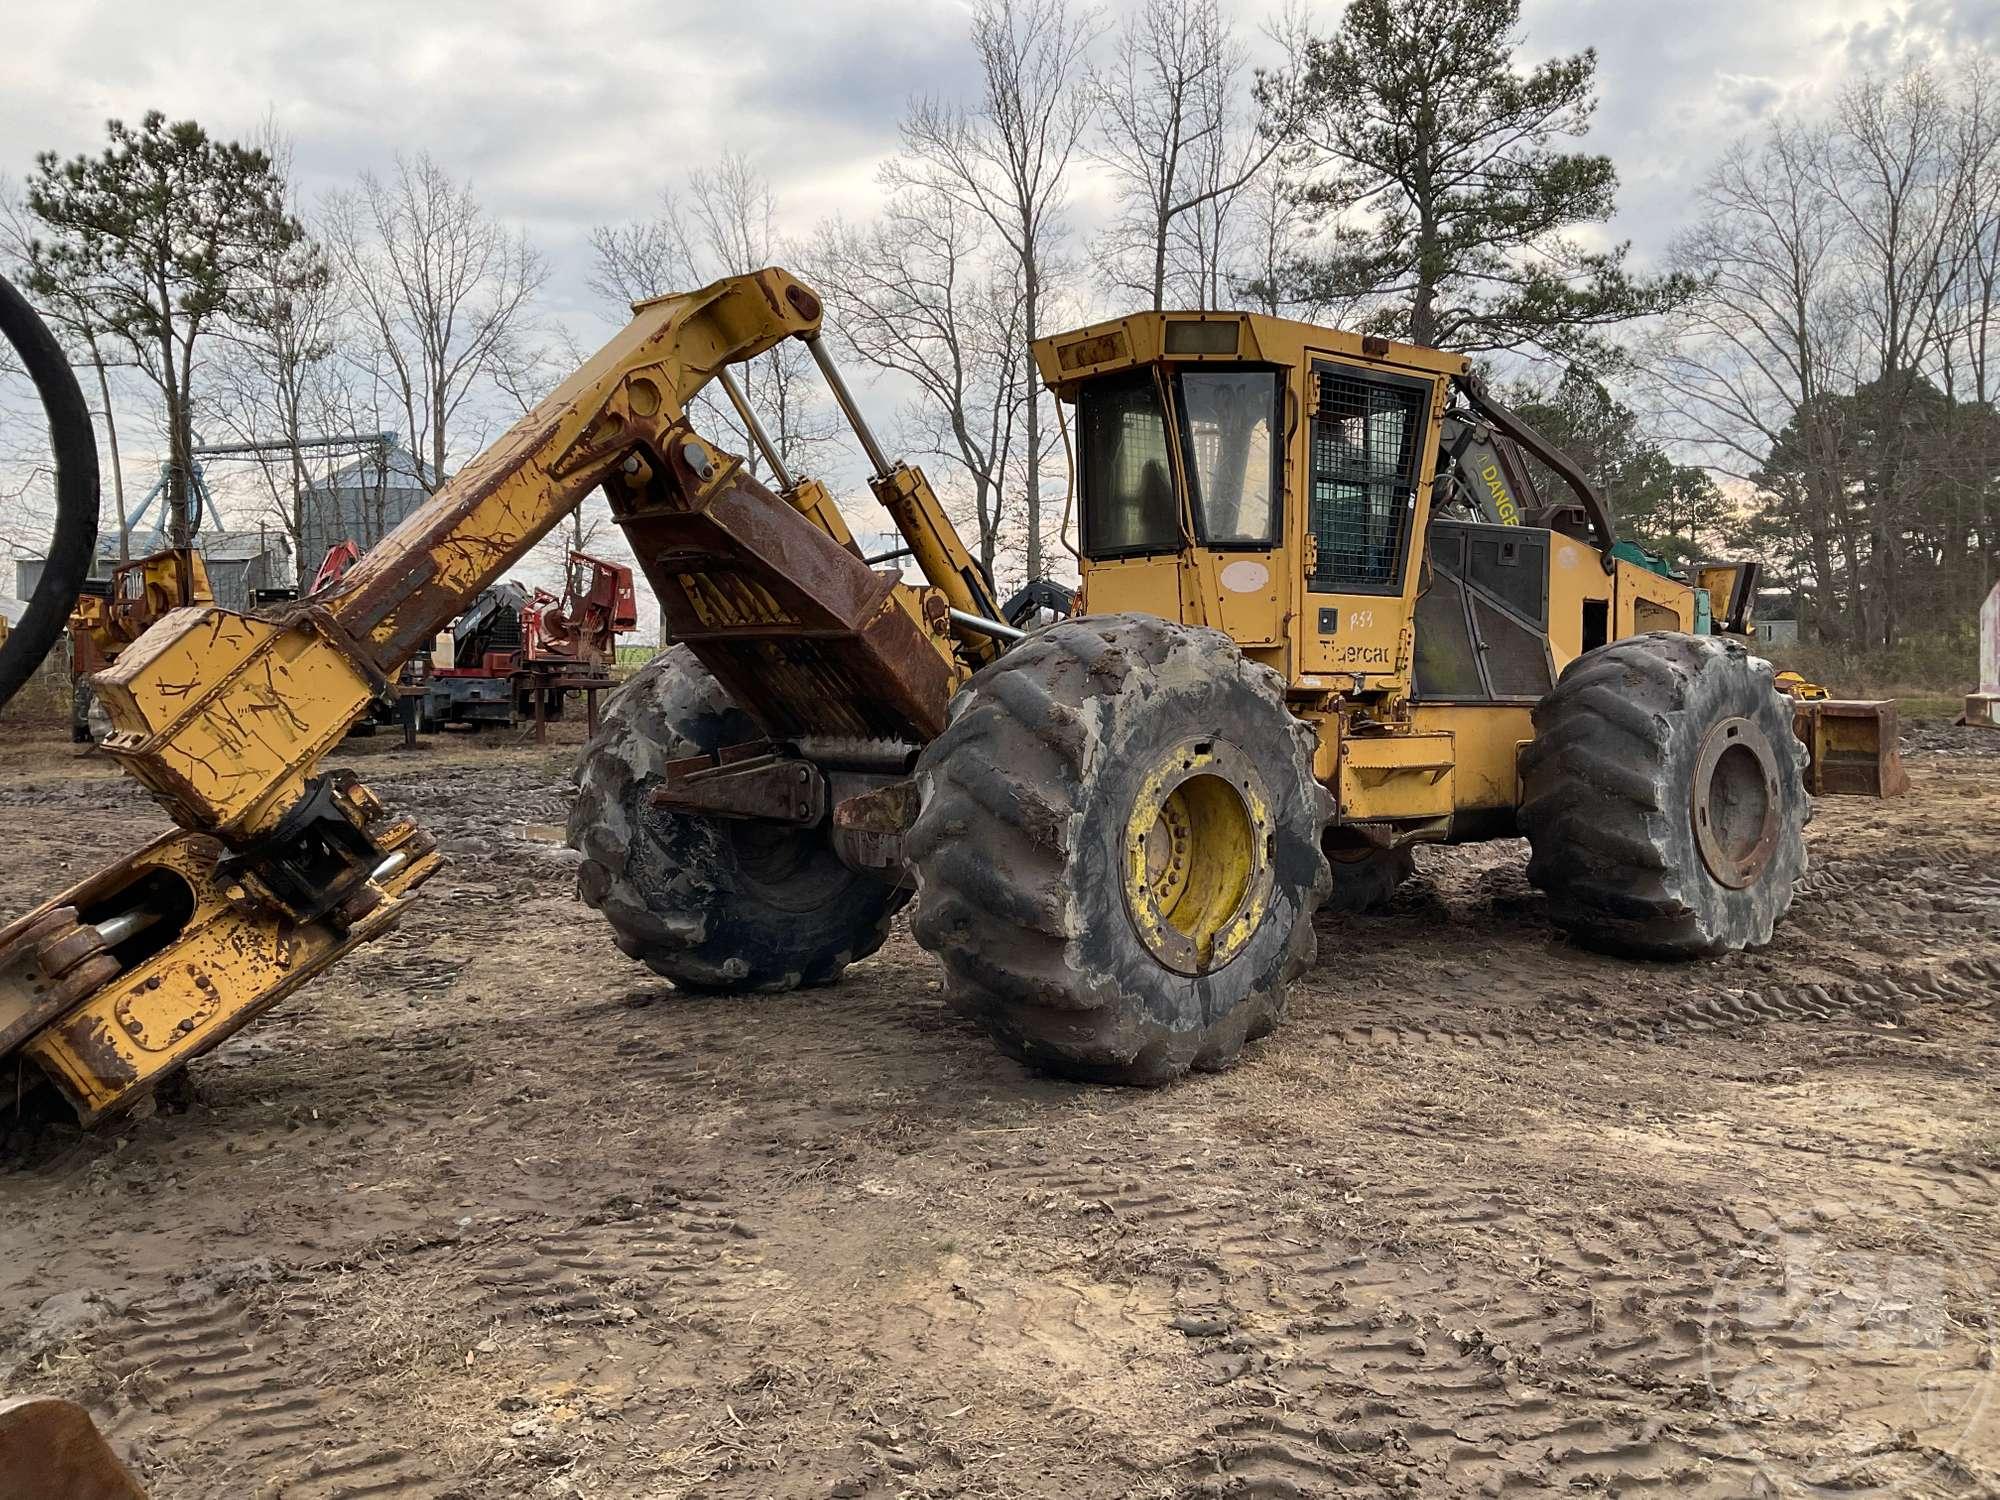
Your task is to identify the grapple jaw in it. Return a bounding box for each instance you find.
[0,772,439,1125]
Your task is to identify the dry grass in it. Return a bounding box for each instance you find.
[248,1256,518,1477]
[1761,630,1978,701]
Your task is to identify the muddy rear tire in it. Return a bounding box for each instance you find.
[908,614,1331,1085]
[1520,632,1808,957]
[1323,843,1414,914]
[70,677,93,743]
[568,646,906,992]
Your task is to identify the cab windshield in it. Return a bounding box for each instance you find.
[1177,368,1279,547]
[1077,365,1282,559]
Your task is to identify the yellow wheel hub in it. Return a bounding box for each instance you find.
[1123,739,1276,975]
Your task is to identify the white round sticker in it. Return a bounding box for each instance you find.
[1219,560,1270,593]
[1557,545,1580,570]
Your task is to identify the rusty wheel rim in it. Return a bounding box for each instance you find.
[1691,716,1781,890]
[1121,738,1277,976]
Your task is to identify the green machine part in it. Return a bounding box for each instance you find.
[1608,540,1713,634]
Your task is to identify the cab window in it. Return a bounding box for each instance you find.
[1176,369,1280,547]
[1308,364,1429,594]
[1078,370,1179,558]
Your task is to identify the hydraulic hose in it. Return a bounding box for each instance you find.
[0,272,98,711]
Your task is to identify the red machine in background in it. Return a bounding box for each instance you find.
[425,550,637,733]
[523,550,639,668]
[309,539,364,596]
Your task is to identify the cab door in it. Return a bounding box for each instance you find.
[1072,367,1185,622]
[1175,366,1287,650]
[1294,359,1444,685]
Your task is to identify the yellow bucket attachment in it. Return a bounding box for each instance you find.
[1791,697,1910,797]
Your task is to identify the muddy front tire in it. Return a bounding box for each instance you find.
[1520,632,1808,957]
[567,646,906,992]
[908,614,1331,1085]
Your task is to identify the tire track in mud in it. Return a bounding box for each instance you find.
[1183,1194,1765,1495]
[972,1144,1751,1491]
[1789,849,2000,948]
[1179,1183,1995,1496]
[86,1293,447,1500]
[458,1190,770,1336]
[553,970,979,1137]
[1314,792,2000,1055]
[968,1129,1998,1498]
[1320,952,1998,1051]
[9,745,1996,1497]
[1635,953,1999,1037]
[57,1188,777,1499]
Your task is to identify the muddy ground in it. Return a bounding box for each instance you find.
[0,718,1995,1499]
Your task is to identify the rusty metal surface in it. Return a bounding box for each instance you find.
[321,269,826,675]
[650,752,828,826]
[792,736,920,771]
[0,268,977,1127]
[0,1396,149,1499]
[829,776,919,881]
[11,814,440,1124]
[0,908,86,1057]
[1690,716,1784,888]
[614,430,958,744]
[831,778,920,836]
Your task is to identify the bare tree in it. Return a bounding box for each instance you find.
[1091,0,1290,311]
[323,152,546,489]
[1819,69,1967,643]
[203,129,351,575]
[489,321,624,565]
[0,312,59,569]
[587,151,833,486]
[1940,57,1999,407]
[1651,64,2000,645]
[895,0,1098,581]
[1648,120,1857,634]
[1939,59,2000,606]
[587,198,699,312]
[802,185,1029,578]
[1232,161,1304,315]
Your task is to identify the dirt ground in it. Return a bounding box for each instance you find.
[0,717,1995,1499]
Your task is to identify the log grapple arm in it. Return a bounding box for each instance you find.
[0,268,996,1123]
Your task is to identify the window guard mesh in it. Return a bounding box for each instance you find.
[1309,370,1424,592]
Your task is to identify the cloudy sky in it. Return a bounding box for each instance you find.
[1,0,1994,602]
[7,0,1993,332]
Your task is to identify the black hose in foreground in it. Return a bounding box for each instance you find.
[0,272,98,711]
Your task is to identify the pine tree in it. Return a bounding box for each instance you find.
[25,113,303,543]
[1260,0,1688,358]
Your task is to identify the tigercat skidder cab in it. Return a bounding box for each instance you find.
[0,273,1902,1122]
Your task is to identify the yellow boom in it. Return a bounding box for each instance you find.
[0,269,997,1123]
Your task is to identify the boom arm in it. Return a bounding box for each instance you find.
[1453,376,1619,558]
[0,267,999,1124]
